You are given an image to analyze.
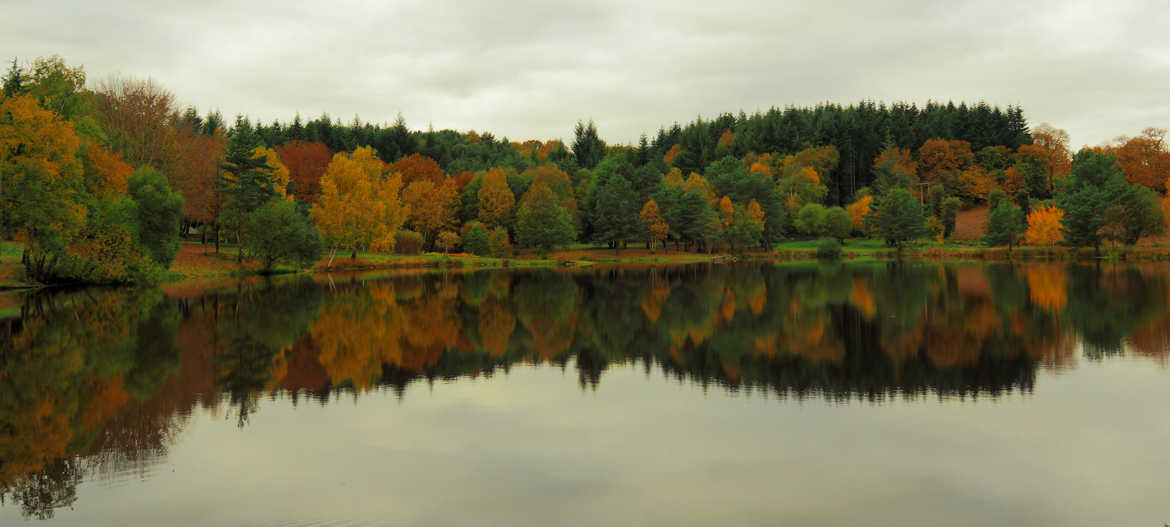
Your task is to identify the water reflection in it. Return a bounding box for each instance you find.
[1,262,1169,519]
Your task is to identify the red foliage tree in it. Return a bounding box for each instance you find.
[275,140,332,203]
[388,153,443,186]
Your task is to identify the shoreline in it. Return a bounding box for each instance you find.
[7,241,1170,301]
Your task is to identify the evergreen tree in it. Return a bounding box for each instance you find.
[218,117,278,259]
[571,120,604,169]
[591,174,641,252]
[516,182,576,257]
[1056,149,1131,252]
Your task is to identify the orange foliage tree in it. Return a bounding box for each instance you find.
[846,195,873,232]
[477,168,514,228]
[388,153,443,186]
[1024,204,1064,245]
[640,200,669,251]
[663,144,682,165]
[1030,123,1072,179]
[274,140,331,203]
[82,144,132,198]
[0,94,86,248]
[918,138,973,185]
[403,178,460,247]
[1108,128,1170,192]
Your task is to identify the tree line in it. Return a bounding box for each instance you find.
[5,55,1168,284]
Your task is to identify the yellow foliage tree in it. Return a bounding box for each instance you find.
[477,168,514,228]
[311,146,405,263]
[640,200,669,252]
[846,195,873,232]
[403,177,459,247]
[1024,204,1064,245]
[252,147,293,201]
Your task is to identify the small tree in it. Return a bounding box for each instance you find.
[983,202,1026,252]
[1025,204,1064,245]
[794,203,827,237]
[489,227,511,258]
[437,230,461,254]
[395,230,423,254]
[823,206,852,242]
[866,188,928,252]
[640,200,669,252]
[940,197,961,238]
[128,166,184,268]
[988,189,1006,211]
[463,222,491,256]
[241,201,323,272]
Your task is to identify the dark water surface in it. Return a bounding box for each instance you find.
[1,263,1168,526]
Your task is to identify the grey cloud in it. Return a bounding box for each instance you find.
[1,0,1167,147]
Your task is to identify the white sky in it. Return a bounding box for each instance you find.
[3,0,1168,148]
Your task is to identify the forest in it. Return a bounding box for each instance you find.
[3,55,1169,284]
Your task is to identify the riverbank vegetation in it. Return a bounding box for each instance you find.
[3,55,1169,285]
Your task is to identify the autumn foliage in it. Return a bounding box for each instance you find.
[1024,204,1064,245]
[274,140,331,203]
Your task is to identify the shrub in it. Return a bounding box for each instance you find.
[395,230,424,254]
[823,207,852,242]
[463,223,491,256]
[794,203,828,237]
[941,197,961,238]
[241,201,323,271]
[816,237,842,260]
[437,231,461,254]
[489,227,511,258]
[128,167,184,268]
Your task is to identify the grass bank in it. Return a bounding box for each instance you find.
[768,239,1170,262]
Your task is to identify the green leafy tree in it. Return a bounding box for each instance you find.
[988,188,1006,211]
[463,222,491,256]
[983,202,1026,251]
[866,188,928,251]
[516,182,576,257]
[794,203,828,237]
[1106,185,1164,245]
[241,201,323,271]
[824,206,852,242]
[940,197,961,238]
[128,167,184,268]
[1056,149,1132,252]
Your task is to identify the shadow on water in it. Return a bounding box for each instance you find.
[2,262,1169,518]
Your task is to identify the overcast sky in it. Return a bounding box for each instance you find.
[3,0,1167,148]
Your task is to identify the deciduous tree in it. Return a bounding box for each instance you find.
[477,168,515,228]
[1025,204,1064,245]
[640,200,669,252]
[866,188,928,251]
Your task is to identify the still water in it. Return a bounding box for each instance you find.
[1,263,1168,526]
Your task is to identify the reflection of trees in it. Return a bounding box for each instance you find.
[0,289,182,519]
[6,261,1170,518]
[1064,266,1165,358]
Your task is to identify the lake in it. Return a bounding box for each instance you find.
[1,262,1168,526]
